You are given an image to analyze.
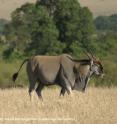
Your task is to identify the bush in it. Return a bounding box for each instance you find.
[94,14,117,32]
[0,60,28,88]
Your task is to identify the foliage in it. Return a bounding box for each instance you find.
[25,6,65,55]
[0,19,8,35]
[3,0,94,58]
[94,14,117,32]
[0,60,28,88]
[54,0,94,52]
[4,3,35,56]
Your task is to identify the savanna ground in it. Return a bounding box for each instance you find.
[0,87,117,124]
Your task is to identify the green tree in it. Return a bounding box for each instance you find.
[0,19,8,35]
[4,0,94,58]
[26,6,65,55]
[94,16,110,31]
[94,14,117,32]
[4,3,65,57]
[54,0,81,43]
[4,3,36,56]
[54,0,94,52]
[36,0,59,16]
[79,7,95,49]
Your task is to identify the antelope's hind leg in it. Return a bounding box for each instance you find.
[35,83,44,100]
[60,87,66,96]
[28,78,36,101]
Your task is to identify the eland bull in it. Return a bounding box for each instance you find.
[12,53,104,99]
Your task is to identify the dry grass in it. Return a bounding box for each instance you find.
[0,0,117,20]
[0,87,117,124]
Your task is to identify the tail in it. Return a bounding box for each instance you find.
[12,59,29,82]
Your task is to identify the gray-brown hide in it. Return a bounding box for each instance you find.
[12,54,77,99]
[62,53,104,95]
[71,58,104,92]
[73,64,91,91]
[12,54,104,99]
[27,54,75,93]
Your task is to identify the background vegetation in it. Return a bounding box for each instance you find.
[94,14,117,32]
[0,0,117,88]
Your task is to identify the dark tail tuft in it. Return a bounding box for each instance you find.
[12,72,18,82]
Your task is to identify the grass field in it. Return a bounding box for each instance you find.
[0,87,116,124]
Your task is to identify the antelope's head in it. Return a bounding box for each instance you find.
[85,51,104,78]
